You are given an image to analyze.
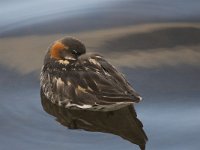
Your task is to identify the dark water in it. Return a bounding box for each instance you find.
[0,0,200,150]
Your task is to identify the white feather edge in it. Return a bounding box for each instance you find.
[65,103,92,109]
[64,101,135,111]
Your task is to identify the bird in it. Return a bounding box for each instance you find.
[40,36,148,150]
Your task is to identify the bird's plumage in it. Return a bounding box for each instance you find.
[40,37,147,150]
[41,52,142,111]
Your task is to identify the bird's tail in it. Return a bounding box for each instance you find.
[139,145,146,150]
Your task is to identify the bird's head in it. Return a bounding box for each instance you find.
[49,37,86,61]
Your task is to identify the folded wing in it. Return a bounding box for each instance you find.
[41,54,142,110]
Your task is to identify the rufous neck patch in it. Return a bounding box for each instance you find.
[50,41,67,59]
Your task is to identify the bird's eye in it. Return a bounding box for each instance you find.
[72,49,77,54]
[72,49,78,55]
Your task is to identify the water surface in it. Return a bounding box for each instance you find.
[0,0,200,150]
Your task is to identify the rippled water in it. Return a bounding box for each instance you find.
[0,0,111,33]
[1,0,200,150]
[1,68,200,150]
[1,0,200,36]
[0,83,142,150]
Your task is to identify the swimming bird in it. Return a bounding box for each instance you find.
[40,37,147,150]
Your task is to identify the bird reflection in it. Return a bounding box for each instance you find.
[41,90,148,150]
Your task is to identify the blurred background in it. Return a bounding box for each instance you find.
[0,0,200,150]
